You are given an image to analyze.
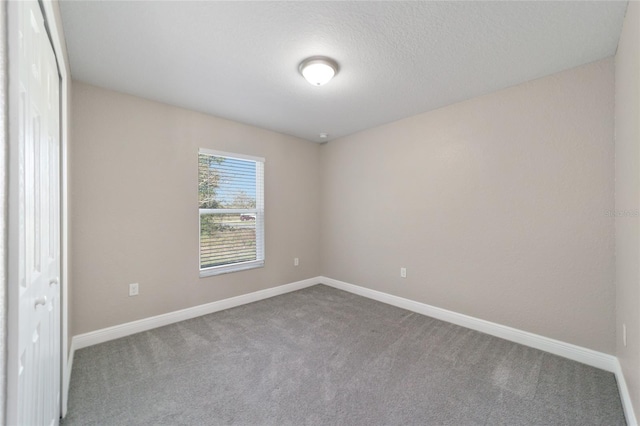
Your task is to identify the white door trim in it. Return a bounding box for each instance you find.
[38,0,71,417]
[7,3,21,422]
[0,2,9,423]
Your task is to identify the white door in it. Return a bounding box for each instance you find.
[8,0,61,424]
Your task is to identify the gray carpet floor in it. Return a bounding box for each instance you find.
[62,284,626,425]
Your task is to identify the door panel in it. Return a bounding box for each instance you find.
[11,1,61,424]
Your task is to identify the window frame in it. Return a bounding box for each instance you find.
[198,148,265,277]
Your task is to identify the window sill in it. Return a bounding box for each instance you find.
[199,260,264,278]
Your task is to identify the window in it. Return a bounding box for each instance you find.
[199,149,264,276]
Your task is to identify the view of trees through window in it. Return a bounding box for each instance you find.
[198,152,262,270]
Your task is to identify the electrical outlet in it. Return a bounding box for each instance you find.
[294,257,299,266]
[400,267,407,278]
[129,283,139,297]
[623,323,627,347]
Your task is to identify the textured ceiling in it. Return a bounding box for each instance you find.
[59,1,627,142]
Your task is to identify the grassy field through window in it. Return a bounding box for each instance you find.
[200,214,257,268]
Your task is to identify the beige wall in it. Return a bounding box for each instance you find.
[70,82,321,335]
[72,58,619,357]
[615,1,640,420]
[320,59,616,354]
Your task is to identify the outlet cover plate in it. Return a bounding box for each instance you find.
[129,283,139,296]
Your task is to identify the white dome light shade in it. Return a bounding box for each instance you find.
[302,62,334,86]
[299,57,339,86]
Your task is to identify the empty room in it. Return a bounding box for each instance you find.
[2,0,639,425]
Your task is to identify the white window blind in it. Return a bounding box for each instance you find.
[198,149,264,276]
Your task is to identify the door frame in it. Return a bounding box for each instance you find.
[6,0,71,421]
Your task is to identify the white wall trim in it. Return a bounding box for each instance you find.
[72,277,319,350]
[0,2,7,423]
[69,275,632,422]
[613,358,638,426]
[319,276,617,373]
[72,276,619,372]
[321,276,639,421]
[40,0,72,418]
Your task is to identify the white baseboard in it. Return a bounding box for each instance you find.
[614,358,638,426]
[68,275,634,424]
[323,274,636,423]
[319,276,617,373]
[72,277,319,350]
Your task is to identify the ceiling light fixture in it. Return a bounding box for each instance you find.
[299,56,339,86]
